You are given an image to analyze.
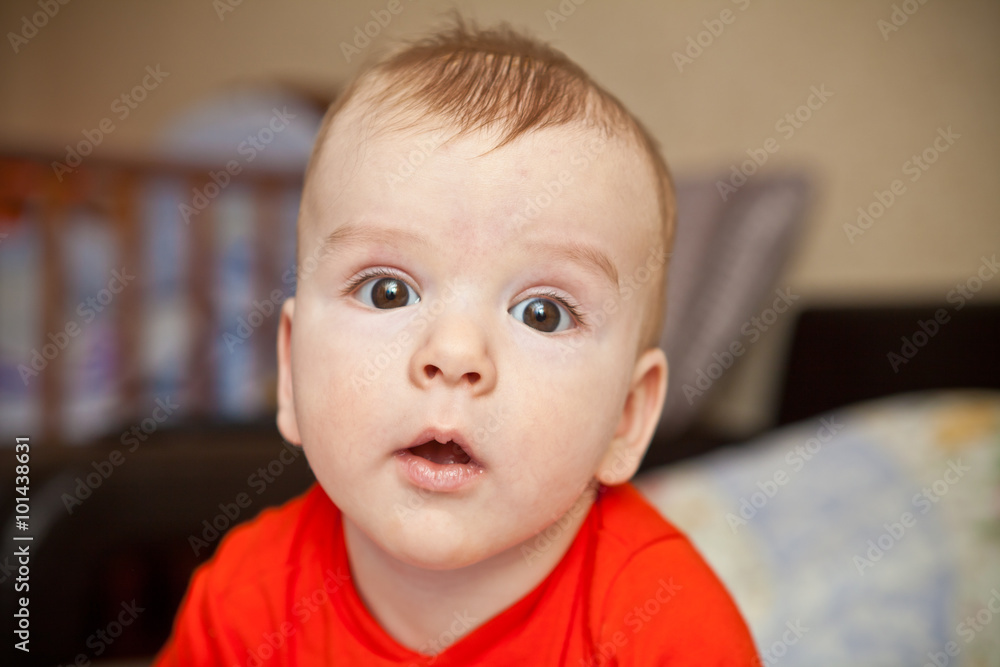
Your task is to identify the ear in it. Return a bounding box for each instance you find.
[596,347,668,486]
[276,297,302,445]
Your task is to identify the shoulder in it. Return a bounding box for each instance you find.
[589,483,759,665]
[154,484,336,666]
[174,483,339,627]
[589,482,688,578]
[196,483,334,596]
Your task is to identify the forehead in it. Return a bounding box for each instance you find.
[302,105,661,263]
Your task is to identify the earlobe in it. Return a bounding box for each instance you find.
[276,297,302,445]
[596,347,668,486]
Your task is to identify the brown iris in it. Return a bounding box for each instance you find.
[522,298,561,332]
[371,278,410,309]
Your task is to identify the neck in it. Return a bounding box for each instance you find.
[342,488,597,655]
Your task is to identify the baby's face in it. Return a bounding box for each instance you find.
[279,110,665,569]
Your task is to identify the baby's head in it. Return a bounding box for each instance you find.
[276,20,676,569]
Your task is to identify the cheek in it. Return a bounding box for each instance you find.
[291,312,372,444]
[498,341,626,470]
[291,305,418,464]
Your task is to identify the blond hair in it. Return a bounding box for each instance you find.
[304,17,675,349]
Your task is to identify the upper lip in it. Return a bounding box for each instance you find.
[403,427,481,465]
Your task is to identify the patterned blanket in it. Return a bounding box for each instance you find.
[636,391,1000,666]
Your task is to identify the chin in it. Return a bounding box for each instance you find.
[382,517,495,571]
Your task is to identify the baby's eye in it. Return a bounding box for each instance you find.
[356,276,420,309]
[509,297,574,333]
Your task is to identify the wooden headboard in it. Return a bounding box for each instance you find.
[0,154,303,451]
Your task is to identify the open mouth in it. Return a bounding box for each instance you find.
[407,440,473,465]
[396,431,485,492]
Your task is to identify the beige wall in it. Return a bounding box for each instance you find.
[2,0,997,433]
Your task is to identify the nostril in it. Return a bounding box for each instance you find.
[418,365,482,386]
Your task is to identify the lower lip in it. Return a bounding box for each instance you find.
[395,449,486,493]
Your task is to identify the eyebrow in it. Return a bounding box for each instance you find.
[321,221,428,255]
[525,240,620,290]
[322,221,619,289]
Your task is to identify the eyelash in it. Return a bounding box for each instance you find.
[341,267,412,297]
[342,268,588,328]
[530,289,588,328]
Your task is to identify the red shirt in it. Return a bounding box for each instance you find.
[155,483,758,666]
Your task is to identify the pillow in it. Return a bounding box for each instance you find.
[657,173,811,439]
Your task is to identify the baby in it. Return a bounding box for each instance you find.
[156,19,758,666]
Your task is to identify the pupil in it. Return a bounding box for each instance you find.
[373,278,407,308]
[525,299,560,333]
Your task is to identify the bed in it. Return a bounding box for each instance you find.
[2,144,998,664]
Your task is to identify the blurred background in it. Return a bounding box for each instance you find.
[0,0,998,665]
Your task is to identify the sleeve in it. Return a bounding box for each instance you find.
[152,561,250,667]
[595,537,760,666]
[153,491,318,665]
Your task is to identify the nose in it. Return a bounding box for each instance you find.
[409,311,497,396]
